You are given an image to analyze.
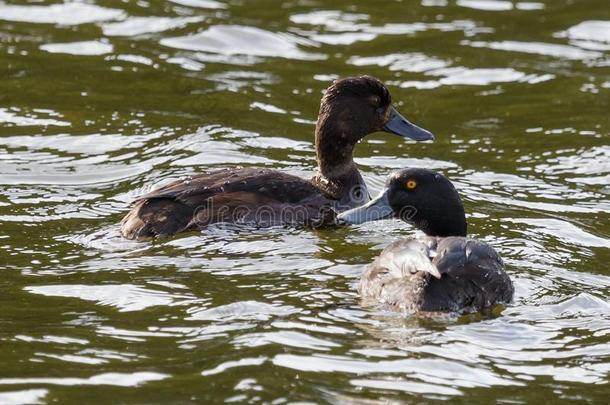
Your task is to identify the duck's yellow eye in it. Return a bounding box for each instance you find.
[405,179,417,190]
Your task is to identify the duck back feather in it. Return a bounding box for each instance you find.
[120,168,334,239]
[359,237,513,313]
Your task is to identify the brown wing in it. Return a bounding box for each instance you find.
[120,167,334,239]
[136,168,327,204]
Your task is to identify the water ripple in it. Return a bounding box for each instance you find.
[161,25,325,60]
[0,372,168,387]
[0,2,124,25]
[1,0,609,403]
[25,284,197,312]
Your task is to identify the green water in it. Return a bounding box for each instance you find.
[1,0,609,403]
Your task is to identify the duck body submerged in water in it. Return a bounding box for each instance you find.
[338,168,513,313]
[121,76,433,239]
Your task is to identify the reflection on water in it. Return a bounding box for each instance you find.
[559,20,610,51]
[0,0,609,403]
[0,2,124,25]
[0,372,169,387]
[456,0,545,11]
[25,284,198,312]
[464,39,604,60]
[0,108,70,127]
[40,40,114,56]
[161,25,325,60]
[0,389,49,405]
[101,16,204,37]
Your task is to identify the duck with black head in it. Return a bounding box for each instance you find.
[338,168,514,314]
[120,76,434,240]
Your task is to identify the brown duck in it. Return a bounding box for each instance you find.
[121,76,434,239]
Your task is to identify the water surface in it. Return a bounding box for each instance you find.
[1,0,609,403]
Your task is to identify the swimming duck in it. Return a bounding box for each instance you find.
[120,76,434,239]
[337,168,513,313]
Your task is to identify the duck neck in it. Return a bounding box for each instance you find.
[418,201,468,238]
[311,123,368,207]
[316,133,357,179]
[422,217,467,238]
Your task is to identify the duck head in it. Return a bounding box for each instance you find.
[337,168,467,237]
[315,76,434,176]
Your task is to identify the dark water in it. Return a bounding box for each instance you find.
[1,0,609,403]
